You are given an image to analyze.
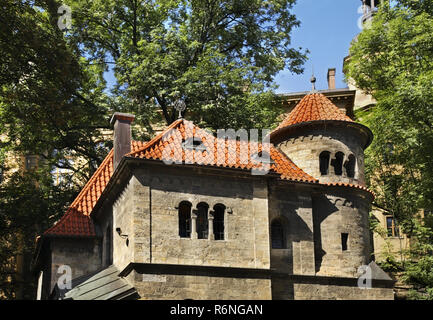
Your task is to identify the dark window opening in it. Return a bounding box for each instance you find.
[25,155,38,170]
[319,151,331,175]
[341,233,348,251]
[386,216,399,237]
[344,154,356,178]
[182,137,206,152]
[179,202,192,238]
[197,203,209,239]
[331,152,344,176]
[271,220,285,249]
[213,205,225,240]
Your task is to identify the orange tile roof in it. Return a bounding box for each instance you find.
[43,118,374,238]
[44,141,146,237]
[127,119,317,183]
[274,92,353,132]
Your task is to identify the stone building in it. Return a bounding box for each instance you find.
[33,88,395,300]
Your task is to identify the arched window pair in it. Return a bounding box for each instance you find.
[178,202,225,240]
[319,151,355,178]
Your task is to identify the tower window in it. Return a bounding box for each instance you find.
[213,205,225,241]
[344,154,356,178]
[271,219,285,249]
[341,233,349,251]
[196,203,209,239]
[179,202,192,238]
[319,151,331,175]
[331,152,345,176]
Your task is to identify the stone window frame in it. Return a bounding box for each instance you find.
[270,217,287,249]
[319,151,331,176]
[385,216,400,238]
[319,150,357,179]
[177,200,228,241]
[344,154,356,178]
[178,201,192,238]
[331,151,345,176]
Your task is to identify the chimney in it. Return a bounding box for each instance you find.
[110,112,135,170]
[327,68,336,90]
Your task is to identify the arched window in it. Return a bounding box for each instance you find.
[196,203,209,239]
[331,152,344,176]
[319,151,331,175]
[179,201,192,238]
[271,219,285,249]
[213,204,225,240]
[344,154,356,178]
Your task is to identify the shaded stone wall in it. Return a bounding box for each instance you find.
[293,283,393,300]
[112,176,149,271]
[125,268,271,300]
[129,167,270,269]
[268,183,315,276]
[277,126,366,186]
[312,191,372,278]
[49,238,101,295]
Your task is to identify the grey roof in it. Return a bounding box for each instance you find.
[368,261,393,281]
[64,265,137,300]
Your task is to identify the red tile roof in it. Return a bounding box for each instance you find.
[274,92,353,132]
[44,141,146,237]
[127,119,317,183]
[43,118,373,238]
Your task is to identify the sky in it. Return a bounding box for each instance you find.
[104,0,364,94]
[274,0,364,93]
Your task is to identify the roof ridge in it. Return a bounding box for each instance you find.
[127,119,184,158]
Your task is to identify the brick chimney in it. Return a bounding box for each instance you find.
[327,68,336,90]
[110,112,135,170]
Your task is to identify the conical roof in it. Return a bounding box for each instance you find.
[275,93,353,130]
[270,92,372,147]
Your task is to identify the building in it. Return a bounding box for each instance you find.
[32,86,395,300]
[343,0,411,264]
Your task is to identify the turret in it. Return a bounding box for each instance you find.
[270,91,372,187]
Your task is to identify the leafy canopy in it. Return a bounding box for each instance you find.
[65,0,306,132]
[345,0,433,298]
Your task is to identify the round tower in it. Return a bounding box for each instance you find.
[270,90,375,278]
[270,92,372,187]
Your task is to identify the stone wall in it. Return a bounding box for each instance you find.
[312,190,372,278]
[129,166,271,269]
[268,183,315,276]
[49,238,101,295]
[294,283,393,300]
[124,266,271,300]
[277,126,366,186]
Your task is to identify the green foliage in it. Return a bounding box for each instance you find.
[64,0,306,133]
[346,0,433,298]
[0,0,305,299]
[0,0,112,180]
[0,168,78,299]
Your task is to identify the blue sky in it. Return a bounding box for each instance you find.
[104,0,363,94]
[275,0,363,93]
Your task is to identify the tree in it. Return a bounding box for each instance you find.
[0,0,110,299]
[0,0,111,182]
[345,1,433,298]
[64,0,306,133]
